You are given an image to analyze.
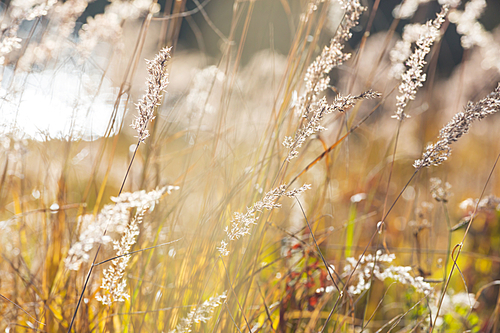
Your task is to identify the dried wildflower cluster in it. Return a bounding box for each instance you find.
[0,0,57,66]
[65,186,177,270]
[131,47,172,143]
[414,83,500,168]
[430,177,452,202]
[284,90,380,161]
[449,0,500,73]
[96,208,147,305]
[389,23,432,80]
[460,195,500,213]
[17,0,91,69]
[393,6,449,121]
[344,251,433,296]
[218,184,311,256]
[169,292,227,333]
[293,0,366,122]
[77,0,156,58]
[283,0,383,161]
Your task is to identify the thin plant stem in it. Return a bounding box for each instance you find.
[431,151,500,332]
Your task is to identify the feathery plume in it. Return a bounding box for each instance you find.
[131,47,172,143]
[96,207,146,305]
[186,66,225,119]
[393,6,449,121]
[389,23,431,80]
[449,0,486,49]
[283,0,371,161]
[0,0,57,66]
[218,184,311,256]
[414,83,500,168]
[284,90,381,161]
[169,292,227,333]
[294,0,365,120]
[460,195,500,212]
[65,186,177,270]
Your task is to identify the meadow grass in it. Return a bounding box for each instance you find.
[1,0,500,332]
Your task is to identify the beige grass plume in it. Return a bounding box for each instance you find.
[414,83,500,168]
[132,47,172,143]
[393,5,449,121]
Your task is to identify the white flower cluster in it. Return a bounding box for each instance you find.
[77,13,123,59]
[0,37,22,65]
[169,291,227,333]
[344,250,433,296]
[449,0,486,49]
[218,184,311,256]
[65,186,177,270]
[106,0,156,21]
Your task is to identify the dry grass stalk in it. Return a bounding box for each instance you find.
[96,207,147,305]
[393,5,449,120]
[132,47,172,143]
[414,83,500,168]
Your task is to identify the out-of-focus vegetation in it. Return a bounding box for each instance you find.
[1,0,500,332]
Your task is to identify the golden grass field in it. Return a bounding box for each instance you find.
[1,0,500,332]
